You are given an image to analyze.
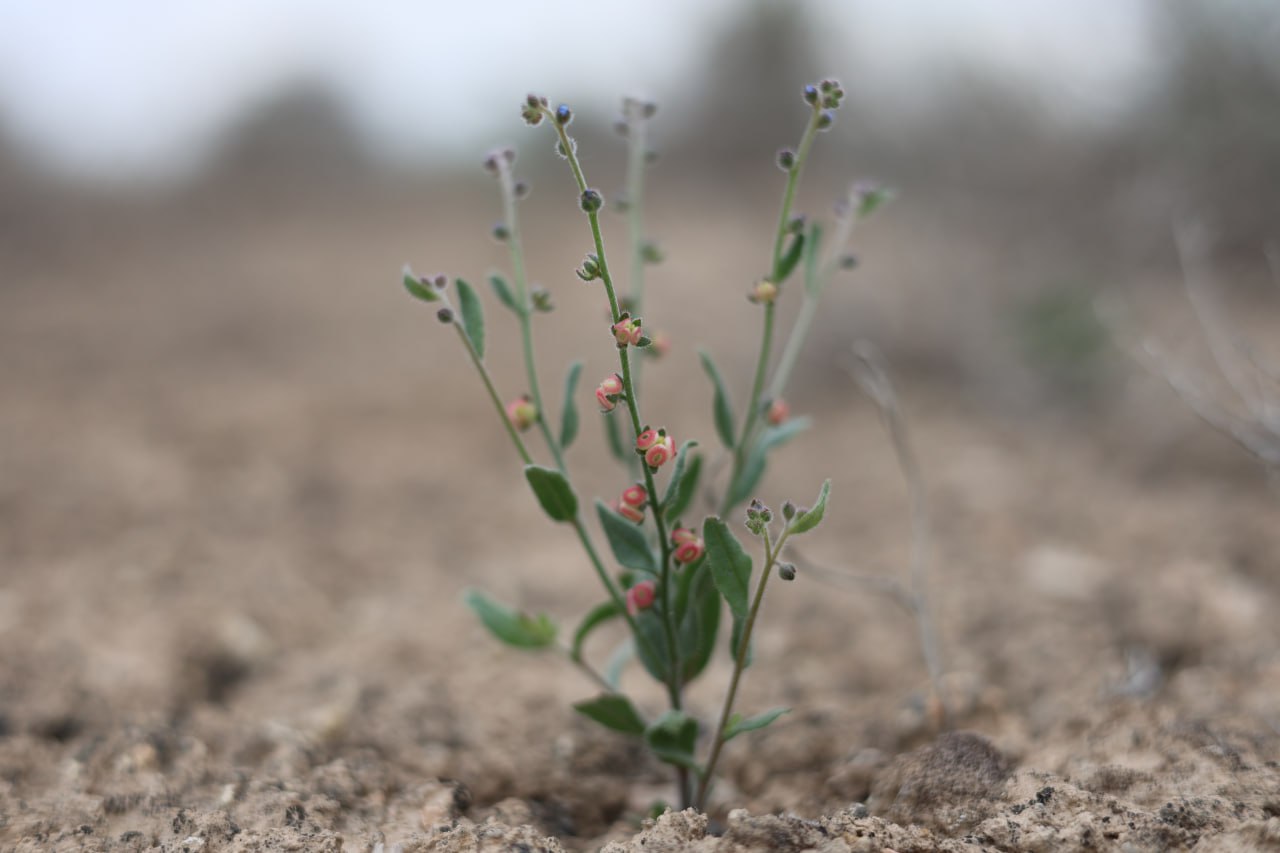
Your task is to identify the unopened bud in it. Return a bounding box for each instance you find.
[491,222,510,242]
[555,104,572,126]
[749,279,778,305]
[626,580,657,615]
[436,307,454,323]
[580,188,604,213]
[802,84,819,106]
[531,286,554,313]
[776,148,796,171]
[782,501,796,521]
[506,395,537,432]
[816,111,835,131]
[778,563,797,581]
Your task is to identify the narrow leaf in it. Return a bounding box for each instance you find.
[603,639,634,689]
[559,360,583,450]
[463,589,557,649]
[729,611,753,669]
[664,453,702,523]
[788,478,830,535]
[774,232,806,283]
[725,417,811,509]
[574,694,646,736]
[644,710,700,771]
[676,563,721,685]
[524,465,578,523]
[703,517,752,620]
[403,266,439,302]
[633,611,670,683]
[698,349,736,450]
[488,272,519,313]
[723,707,790,742]
[603,412,627,462]
[571,600,622,662]
[596,500,659,573]
[455,278,485,359]
[660,441,700,515]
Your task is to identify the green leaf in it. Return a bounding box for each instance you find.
[676,562,721,685]
[559,360,583,450]
[724,418,811,510]
[857,187,895,219]
[602,412,627,462]
[571,600,622,662]
[603,639,634,689]
[524,465,578,523]
[595,500,659,573]
[455,278,485,359]
[703,517,752,620]
[633,610,670,683]
[788,479,830,535]
[574,694,646,736]
[723,707,790,742]
[660,441,701,519]
[644,710,700,772]
[698,349,736,450]
[403,267,439,302]
[729,611,753,668]
[463,589,557,649]
[774,232,806,284]
[488,272,519,313]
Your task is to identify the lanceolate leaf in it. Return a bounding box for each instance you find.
[602,412,627,462]
[488,272,519,313]
[596,500,659,573]
[660,440,700,515]
[524,465,578,522]
[633,610,670,683]
[463,589,557,649]
[455,278,485,359]
[403,267,439,302]
[559,360,583,450]
[676,562,721,685]
[723,707,790,742]
[571,600,623,662]
[724,417,812,509]
[698,349,736,450]
[664,453,702,523]
[788,478,830,535]
[703,517,752,620]
[644,710,700,771]
[573,694,646,736]
[774,231,806,284]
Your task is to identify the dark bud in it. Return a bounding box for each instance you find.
[491,222,510,242]
[778,563,797,581]
[640,241,663,265]
[776,148,796,172]
[816,111,835,131]
[641,101,657,119]
[555,104,573,126]
[432,274,448,289]
[436,307,454,324]
[839,253,858,270]
[482,153,500,175]
[580,188,604,213]
[802,84,819,106]
[820,79,836,93]
[531,286,554,312]
[760,506,773,523]
[513,181,530,199]
[575,253,601,282]
[787,214,806,234]
[526,93,542,108]
[782,500,796,521]
[521,101,544,126]
[503,147,517,164]
[614,119,629,137]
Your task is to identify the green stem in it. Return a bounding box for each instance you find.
[695,524,792,810]
[625,103,648,316]
[496,157,569,474]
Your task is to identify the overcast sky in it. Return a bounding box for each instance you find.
[0,1,1157,181]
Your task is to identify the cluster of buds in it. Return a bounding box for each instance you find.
[671,527,705,565]
[766,398,790,426]
[636,427,676,470]
[575,253,601,282]
[521,94,549,126]
[611,313,651,348]
[749,279,778,305]
[530,285,554,313]
[613,482,648,524]
[803,79,845,132]
[481,147,516,176]
[626,579,656,616]
[506,395,537,432]
[596,373,624,412]
[745,499,773,536]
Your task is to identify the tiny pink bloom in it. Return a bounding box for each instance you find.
[596,373,623,412]
[671,526,697,545]
[612,499,644,524]
[636,427,660,451]
[611,315,643,347]
[596,387,616,412]
[506,395,537,431]
[674,538,705,564]
[644,434,676,469]
[749,279,778,304]
[620,483,648,509]
[626,579,657,615]
[648,331,671,357]
[766,398,790,426]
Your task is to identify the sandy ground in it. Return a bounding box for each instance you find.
[1,175,1279,851]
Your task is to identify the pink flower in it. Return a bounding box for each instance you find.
[626,579,657,615]
[636,427,660,451]
[644,434,676,469]
[646,331,671,358]
[748,279,778,305]
[611,314,643,347]
[620,483,648,509]
[671,527,705,564]
[596,373,624,412]
[612,499,644,524]
[766,398,790,426]
[505,395,537,431]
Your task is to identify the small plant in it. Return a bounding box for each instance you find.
[403,82,888,811]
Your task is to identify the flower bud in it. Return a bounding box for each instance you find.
[749,279,779,305]
[611,314,643,347]
[482,152,501,175]
[575,254,601,282]
[816,111,835,131]
[776,148,796,171]
[436,307,454,324]
[491,222,510,242]
[596,373,624,412]
[766,398,790,426]
[580,189,604,213]
[672,527,697,545]
[802,84,819,106]
[531,286,554,313]
[621,483,648,509]
[555,104,572,126]
[643,433,676,469]
[671,528,705,564]
[626,579,657,615]
[636,427,660,452]
[521,95,546,126]
[782,501,796,521]
[505,395,537,432]
[612,498,644,524]
[778,563,797,581]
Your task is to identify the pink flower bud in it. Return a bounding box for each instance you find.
[766,398,790,426]
[612,499,644,524]
[644,434,676,469]
[674,538,705,565]
[596,374,624,412]
[611,315,643,347]
[647,331,671,358]
[671,527,697,546]
[506,395,537,431]
[620,483,648,509]
[636,427,660,451]
[626,579,657,615]
[749,279,778,305]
